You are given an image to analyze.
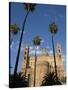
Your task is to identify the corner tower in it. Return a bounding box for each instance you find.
[56,43,65,80]
[21,47,29,76]
[56,43,62,64]
[57,43,62,57]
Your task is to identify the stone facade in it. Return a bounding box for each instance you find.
[21,44,65,86]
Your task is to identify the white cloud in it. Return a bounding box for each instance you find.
[21,43,24,48]
[37,50,42,55]
[62,58,65,62]
[21,43,29,51]
[41,39,44,43]
[29,46,40,55]
[49,50,53,55]
[16,43,23,49]
[62,54,66,62]
[29,46,34,50]
[23,30,30,35]
[62,54,66,58]
[36,46,39,50]
[29,49,42,55]
[29,50,35,55]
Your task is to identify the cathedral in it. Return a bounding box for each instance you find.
[21,44,65,86]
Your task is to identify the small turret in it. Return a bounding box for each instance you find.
[42,48,49,55]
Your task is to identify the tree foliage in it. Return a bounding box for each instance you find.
[33,36,42,46]
[49,22,58,34]
[10,24,20,35]
[9,72,28,88]
[41,72,62,86]
[24,3,36,12]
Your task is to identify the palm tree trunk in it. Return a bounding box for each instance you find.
[25,47,29,77]
[9,34,13,77]
[51,35,58,82]
[14,11,30,81]
[34,47,37,86]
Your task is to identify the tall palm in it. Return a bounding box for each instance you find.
[49,22,58,82]
[33,36,41,86]
[10,24,20,45]
[9,24,20,77]
[14,3,36,81]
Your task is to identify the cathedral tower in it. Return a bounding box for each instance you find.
[56,43,62,64]
[21,47,29,77]
[57,43,62,58]
[56,43,65,79]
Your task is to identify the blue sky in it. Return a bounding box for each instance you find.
[10,2,66,74]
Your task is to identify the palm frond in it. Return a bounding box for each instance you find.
[24,3,36,12]
[33,36,42,46]
[10,24,20,34]
[49,22,58,34]
[41,72,62,86]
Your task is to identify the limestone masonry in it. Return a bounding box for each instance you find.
[21,44,65,86]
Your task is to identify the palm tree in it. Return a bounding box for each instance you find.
[9,72,28,88]
[10,24,20,45]
[49,22,58,82]
[41,72,61,86]
[9,24,20,78]
[33,36,41,86]
[14,3,36,82]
